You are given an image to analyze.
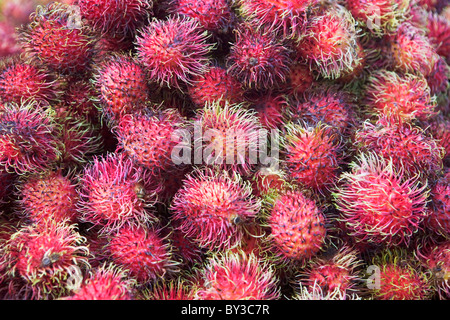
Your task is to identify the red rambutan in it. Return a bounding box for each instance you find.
[141,278,196,300]
[426,173,450,238]
[247,91,287,130]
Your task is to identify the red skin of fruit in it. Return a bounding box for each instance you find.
[144,279,196,300]
[187,66,245,108]
[226,24,291,90]
[334,153,430,247]
[268,189,326,263]
[297,5,360,80]
[4,220,89,300]
[19,170,79,224]
[171,167,261,251]
[0,60,59,105]
[136,16,213,90]
[426,11,450,65]
[0,21,21,57]
[170,0,233,34]
[115,107,186,174]
[355,116,444,179]
[66,263,135,300]
[19,3,97,74]
[75,0,152,36]
[0,103,60,175]
[283,124,342,190]
[370,249,432,300]
[237,0,319,38]
[107,225,178,283]
[426,56,450,96]
[426,173,450,238]
[285,61,315,95]
[60,79,100,124]
[389,22,439,77]
[364,70,436,122]
[195,251,280,300]
[77,152,159,233]
[248,92,287,130]
[94,54,149,121]
[427,115,450,165]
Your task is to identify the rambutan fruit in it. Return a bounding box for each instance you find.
[77,152,159,233]
[237,0,320,38]
[19,2,97,75]
[135,16,214,90]
[4,219,89,300]
[367,248,432,300]
[193,101,263,175]
[289,86,358,136]
[106,225,179,284]
[333,152,430,247]
[64,263,136,300]
[169,0,234,35]
[265,188,327,264]
[297,245,363,298]
[60,79,100,124]
[296,4,361,80]
[388,22,439,76]
[416,239,450,299]
[93,54,149,122]
[247,91,287,130]
[75,0,152,37]
[426,173,450,238]
[18,170,78,224]
[0,102,60,175]
[167,222,203,266]
[0,59,60,105]
[282,123,343,190]
[115,107,187,174]
[226,23,291,90]
[140,278,196,300]
[345,0,410,37]
[170,167,261,251]
[187,65,245,109]
[425,11,450,65]
[364,70,436,122]
[354,116,444,179]
[251,165,288,198]
[195,251,280,300]
[1,0,37,27]
[427,114,450,166]
[285,60,315,96]
[426,56,450,97]
[292,282,361,300]
[0,21,21,57]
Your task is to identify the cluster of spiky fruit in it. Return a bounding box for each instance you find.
[0,0,449,302]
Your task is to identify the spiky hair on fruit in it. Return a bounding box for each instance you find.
[426,56,450,97]
[92,53,149,122]
[282,122,343,191]
[296,4,361,80]
[366,248,432,300]
[345,0,410,37]
[0,102,61,175]
[194,251,280,300]
[54,109,103,169]
[426,114,450,167]
[424,11,450,66]
[425,172,450,238]
[288,85,358,136]
[135,15,214,91]
[237,0,320,38]
[106,225,180,284]
[363,69,436,122]
[354,116,444,179]
[75,0,153,37]
[187,65,245,109]
[292,282,361,300]
[416,239,450,299]
[166,221,203,266]
[388,22,439,77]
[18,2,97,75]
[296,245,363,298]
[115,106,187,174]
[140,278,196,300]
[170,166,261,251]
[169,0,234,34]
[0,58,60,105]
[3,219,89,300]
[193,101,263,176]
[251,164,288,198]
[77,152,160,234]
[64,262,136,300]
[60,79,100,124]
[333,152,430,247]
[264,187,327,265]
[17,170,78,224]
[285,60,315,96]
[226,23,292,90]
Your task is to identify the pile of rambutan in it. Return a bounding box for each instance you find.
[0,0,449,301]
